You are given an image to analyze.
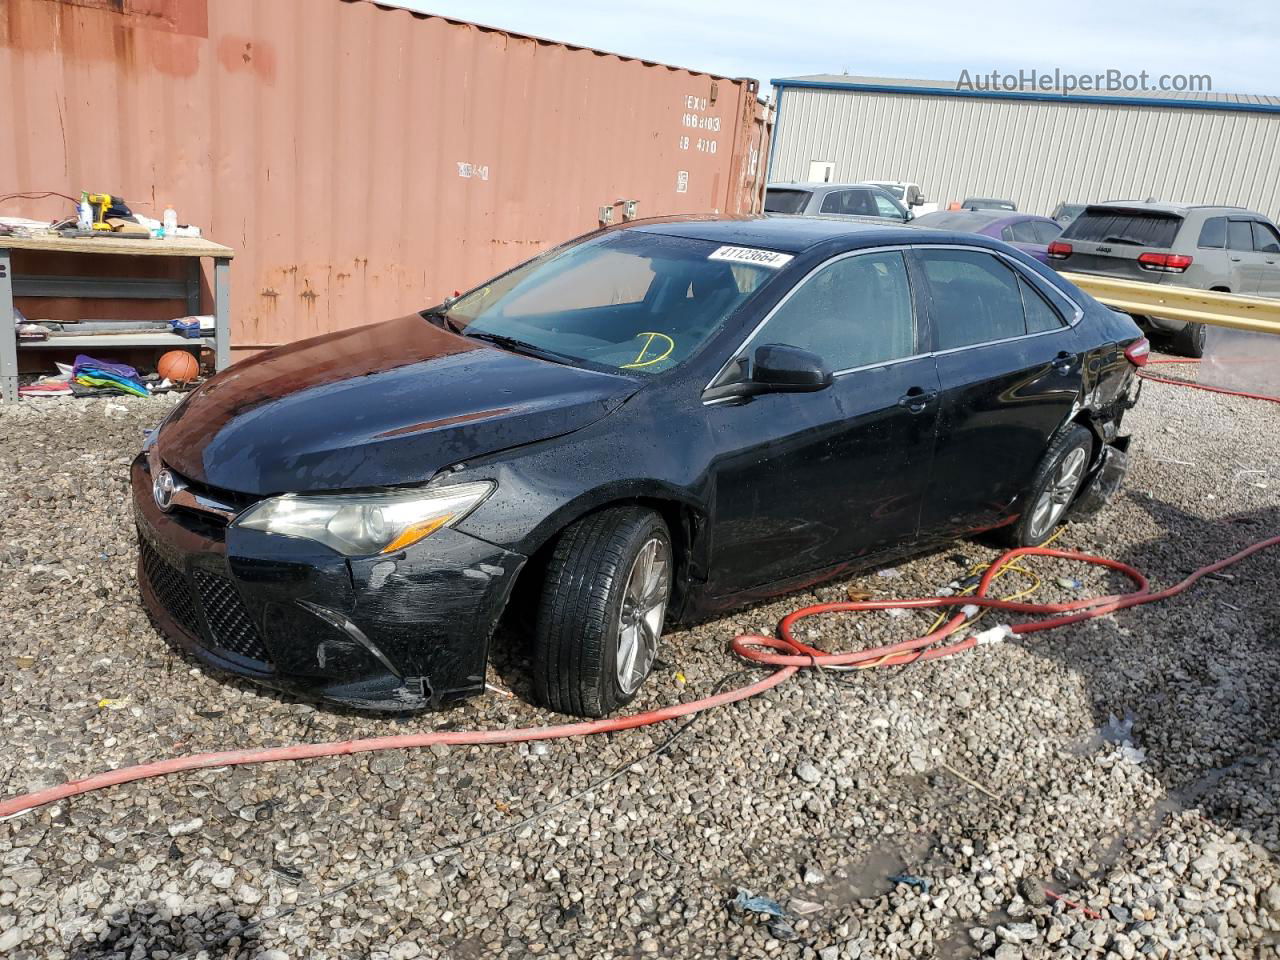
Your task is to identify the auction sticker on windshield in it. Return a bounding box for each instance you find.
[708,245,794,268]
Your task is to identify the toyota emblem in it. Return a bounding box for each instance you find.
[153,468,182,512]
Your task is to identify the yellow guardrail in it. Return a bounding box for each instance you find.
[1060,272,1280,336]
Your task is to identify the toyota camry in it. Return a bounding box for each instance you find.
[133,215,1144,716]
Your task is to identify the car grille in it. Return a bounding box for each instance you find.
[140,538,271,665]
[193,570,272,663]
[140,538,201,637]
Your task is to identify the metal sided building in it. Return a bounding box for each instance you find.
[768,75,1280,218]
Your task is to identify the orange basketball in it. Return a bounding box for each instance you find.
[158,350,200,384]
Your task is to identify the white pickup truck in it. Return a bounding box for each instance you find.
[866,181,939,217]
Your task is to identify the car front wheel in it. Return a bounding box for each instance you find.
[1004,424,1094,547]
[532,507,672,717]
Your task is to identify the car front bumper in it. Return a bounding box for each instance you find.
[131,453,526,711]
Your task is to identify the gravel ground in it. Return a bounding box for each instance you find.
[0,363,1277,959]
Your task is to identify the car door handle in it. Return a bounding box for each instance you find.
[897,387,937,413]
[1230,256,1243,262]
[1053,351,1075,374]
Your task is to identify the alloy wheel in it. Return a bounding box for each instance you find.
[615,537,671,694]
[1029,446,1088,540]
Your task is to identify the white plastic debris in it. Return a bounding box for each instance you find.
[973,624,1013,645]
[960,604,980,618]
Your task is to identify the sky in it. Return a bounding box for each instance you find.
[392,0,1279,98]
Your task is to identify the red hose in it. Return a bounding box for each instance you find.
[1141,357,1280,403]
[2,535,1277,820]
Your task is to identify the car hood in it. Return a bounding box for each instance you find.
[157,313,639,495]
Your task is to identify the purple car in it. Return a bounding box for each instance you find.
[913,210,1064,263]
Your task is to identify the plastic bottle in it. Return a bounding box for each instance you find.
[77,199,93,231]
[163,205,178,235]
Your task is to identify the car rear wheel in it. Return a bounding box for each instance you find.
[532,507,672,717]
[1003,424,1094,547]
[1173,321,1207,358]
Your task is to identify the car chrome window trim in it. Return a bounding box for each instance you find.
[702,242,1084,405]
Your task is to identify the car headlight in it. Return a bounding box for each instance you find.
[232,481,494,556]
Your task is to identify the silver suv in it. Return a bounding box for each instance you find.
[1048,201,1280,355]
[764,182,912,223]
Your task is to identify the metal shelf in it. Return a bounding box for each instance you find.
[19,333,213,350]
[1,235,233,401]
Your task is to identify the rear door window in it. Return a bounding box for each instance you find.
[1227,220,1254,251]
[754,251,916,369]
[764,189,812,215]
[1031,221,1063,244]
[916,249,1028,349]
[1062,210,1183,248]
[1197,217,1227,248]
[820,190,877,217]
[1008,221,1042,243]
[1251,221,1280,254]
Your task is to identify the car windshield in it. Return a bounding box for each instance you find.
[878,184,905,199]
[965,199,1016,211]
[437,231,779,375]
[764,189,811,214]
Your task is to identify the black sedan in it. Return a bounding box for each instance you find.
[133,216,1145,717]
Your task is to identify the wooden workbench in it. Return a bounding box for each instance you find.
[0,233,234,402]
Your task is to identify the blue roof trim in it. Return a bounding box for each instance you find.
[770,78,1280,115]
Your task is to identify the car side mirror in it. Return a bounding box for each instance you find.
[750,343,833,393]
[903,209,914,222]
[702,344,833,403]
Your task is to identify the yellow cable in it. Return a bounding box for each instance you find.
[850,527,1070,670]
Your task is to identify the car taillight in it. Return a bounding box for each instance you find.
[1123,337,1150,367]
[1137,252,1193,273]
[1047,240,1072,259]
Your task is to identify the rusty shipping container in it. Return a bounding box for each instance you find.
[0,0,772,356]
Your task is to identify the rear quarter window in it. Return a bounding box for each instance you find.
[764,189,811,214]
[1062,210,1183,248]
[1197,217,1226,248]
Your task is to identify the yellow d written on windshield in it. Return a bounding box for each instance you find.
[620,332,675,369]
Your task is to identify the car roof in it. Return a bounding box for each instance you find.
[916,209,1054,231]
[766,181,888,193]
[916,210,1051,228]
[1084,200,1256,217]
[963,197,1016,205]
[627,213,995,254]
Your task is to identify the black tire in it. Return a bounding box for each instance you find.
[1173,321,1206,358]
[1001,424,1094,547]
[532,507,672,717]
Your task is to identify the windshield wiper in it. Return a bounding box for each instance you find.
[1100,236,1139,246]
[466,331,575,365]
